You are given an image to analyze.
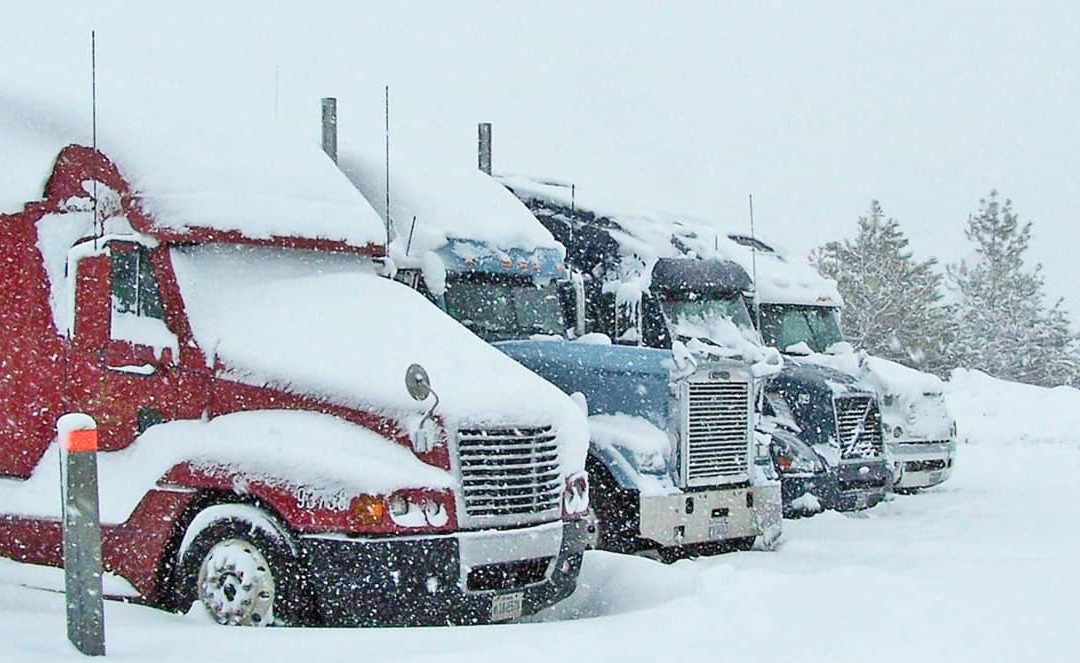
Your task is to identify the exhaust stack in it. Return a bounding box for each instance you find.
[478,122,492,175]
[321,97,338,163]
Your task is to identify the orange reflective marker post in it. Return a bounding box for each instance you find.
[58,413,105,657]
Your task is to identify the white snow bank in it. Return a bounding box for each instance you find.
[0,410,453,523]
[0,558,139,599]
[947,369,1080,447]
[170,244,589,476]
[337,135,561,276]
[0,86,385,250]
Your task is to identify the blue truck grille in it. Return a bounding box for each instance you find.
[834,396,884,459]
[456,426,562,520]
[684,381,751,487]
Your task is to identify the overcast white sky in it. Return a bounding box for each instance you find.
[5,1,1078,316]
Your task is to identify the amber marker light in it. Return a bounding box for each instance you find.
[350,495,388,526]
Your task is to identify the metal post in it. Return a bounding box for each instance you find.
[478,122,492,175]
[59,413,105,657]
[321,97,337,163]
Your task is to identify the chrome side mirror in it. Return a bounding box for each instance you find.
[405,364,432,402]
[405,364,440,453]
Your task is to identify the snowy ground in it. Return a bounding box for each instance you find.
[3,369,1078,662]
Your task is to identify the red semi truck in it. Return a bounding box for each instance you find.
[0,140,590,626]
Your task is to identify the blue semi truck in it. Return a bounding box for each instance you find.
[724,234,957,492]
[497,175,890,515]
[334,136,781,558]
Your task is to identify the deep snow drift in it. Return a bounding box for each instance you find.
[1,369,1077,662]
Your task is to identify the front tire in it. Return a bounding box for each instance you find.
[178,506,310,626]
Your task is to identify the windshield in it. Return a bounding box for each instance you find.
[759,304,844,353]
[443,276,566,342]
[661,294,754,336]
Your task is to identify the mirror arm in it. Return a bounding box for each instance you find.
[418,390,440,431]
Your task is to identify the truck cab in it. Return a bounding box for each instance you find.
[756,298,956,491]
[499,176,889,515]
[0,126,589,626]
[337,147,778,559]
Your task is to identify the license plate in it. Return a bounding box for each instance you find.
[491,592,523,622]
[854,493,868,509]
[708,518,728,539]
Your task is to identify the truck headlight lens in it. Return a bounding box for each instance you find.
[563,472,589,515]
[770,430,824,474]
[387,491,454,528]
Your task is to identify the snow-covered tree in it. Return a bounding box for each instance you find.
[811,200,950,374]
[946,191,1080,386]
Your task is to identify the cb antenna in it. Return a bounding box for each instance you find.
[91,30,99,249]
[749,194,761,333]
[384,85,392,250]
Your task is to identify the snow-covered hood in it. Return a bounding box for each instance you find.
[806,350,954,441]
[169,244,589,475]
[496,339,675,431]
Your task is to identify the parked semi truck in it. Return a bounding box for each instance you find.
[498,175,890,514]
[0,117,590,626]
[725,235,957,491]
[335,132,779,558]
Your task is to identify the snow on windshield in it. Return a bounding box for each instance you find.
[169,243,589,474]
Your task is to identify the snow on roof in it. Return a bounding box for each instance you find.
[337,139,560,269]
[499,175,842,307]
[0,85,385,250]
[721,233,843,307]
[169,243,589,476]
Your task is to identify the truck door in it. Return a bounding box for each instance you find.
[65,241,180,451]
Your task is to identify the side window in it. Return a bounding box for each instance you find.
[110,246,164,320]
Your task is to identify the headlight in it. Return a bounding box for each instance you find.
[770,429,824,474]
[386,490,453,528]
[563,472,589,516]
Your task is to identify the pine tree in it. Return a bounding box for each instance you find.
[946,191,1080,386]
[811,200,951,374]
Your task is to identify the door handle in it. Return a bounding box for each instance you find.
[106,363,157,376]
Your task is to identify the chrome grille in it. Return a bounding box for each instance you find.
[684,381,751,487]
[457,426,562,520]
[834,396,884,459]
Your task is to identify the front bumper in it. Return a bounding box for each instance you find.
[638,484,759,548]
[888,439,957,489]
[780,457,888,514]
[779,472,830,517]
[298,519,589,626]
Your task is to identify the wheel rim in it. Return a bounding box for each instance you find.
[197,538,276,626]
